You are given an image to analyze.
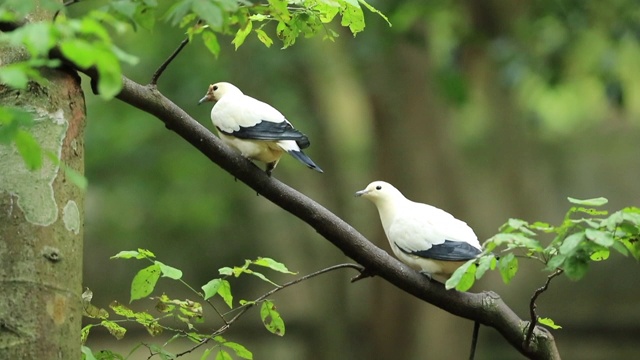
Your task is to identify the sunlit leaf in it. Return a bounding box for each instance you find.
[218,267,233,276]
[475,254,496,279]
[111,250,144,259]
[156,261,183,280]
[202,30,220,57]
[202,278,222,300]
[253,257,296,274]
[130,264,161,302]
[445,259,475,290]
[567,197,608,206]
[590,249,609,261]
[200,348,213,360]
[255,29,273,48]
[260,300,285,336]
[232,20,253,49]
[538,317,562,329]
[101,320,127,340]
[223,341,253,359]
[215,350,233,360]
[217,279,233,308]
[60,39,97,69]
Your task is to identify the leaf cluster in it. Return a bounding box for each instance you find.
[447,197,640,291]
[81,249,297,360]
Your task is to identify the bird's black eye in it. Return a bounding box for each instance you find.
[213,85,218,91]
[375,185,382,190]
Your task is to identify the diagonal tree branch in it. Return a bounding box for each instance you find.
[109,75,560,359]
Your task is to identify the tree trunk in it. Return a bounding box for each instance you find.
[0,10,85,359]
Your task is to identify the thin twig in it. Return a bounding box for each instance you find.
[524,269,563,349]
[149,37,190,86]
[469,321,480,360]
[174,263,364,357]
[63,0,82,6]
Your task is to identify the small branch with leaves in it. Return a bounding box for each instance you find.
[82,249,365,359]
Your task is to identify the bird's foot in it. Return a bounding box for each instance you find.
[265,161,277,177]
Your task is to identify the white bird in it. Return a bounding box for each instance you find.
[198,82,323,176]
[355,181,482,278]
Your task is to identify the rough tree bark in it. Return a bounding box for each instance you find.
[0,7,85,360]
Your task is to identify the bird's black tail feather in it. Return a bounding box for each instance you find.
[288,150,323,173]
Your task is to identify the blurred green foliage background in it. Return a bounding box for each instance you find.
[74,1,640,359]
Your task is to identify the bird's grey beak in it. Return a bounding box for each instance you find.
[354,189,368,197]
[197,95,209,105]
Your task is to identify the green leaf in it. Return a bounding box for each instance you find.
[260,300,285,336]
[62,163,88,190]
[255,29,273,48]
[81,345,97,360]
[559,232,584,255]
[147,344,176,360]
[248,270,278,286]
[138,248,156,258]
[497,253,518,284]
[101,320,127,340]
[156,261,183,280]
[95,51,123,99]
[585,228,614,247]
[223,342,253,359]
[215,350,233,360]
[218,267,233,276]
[130,264,161,302]
[563,255,589,281]
[81,325,94,345]
[253,257,296,274]
[546,254,565,270]
[567,197,608,206]
[475,254,496,279]
[202,30,220,57]
[0,64,30,89]
[358,0,391,27]
[14,129,42,170]
[60,39,98,69]
[538,317,562,329]
[445,259,475,291]
[232,21,253,49]
[611,241,629,257]
[200,348,213,360]
[202,279,222,300]
[341,0,365,35]
[590,249,609,261]
[192,0,224,29]
[109,300,136,318]
[217,280,233,308]
[111,250,145,259]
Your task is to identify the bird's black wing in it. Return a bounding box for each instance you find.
[396,240,481,261]
[217,120,310,149]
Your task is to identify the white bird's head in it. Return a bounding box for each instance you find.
[355,181,406,204]
[198,82,243,105]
